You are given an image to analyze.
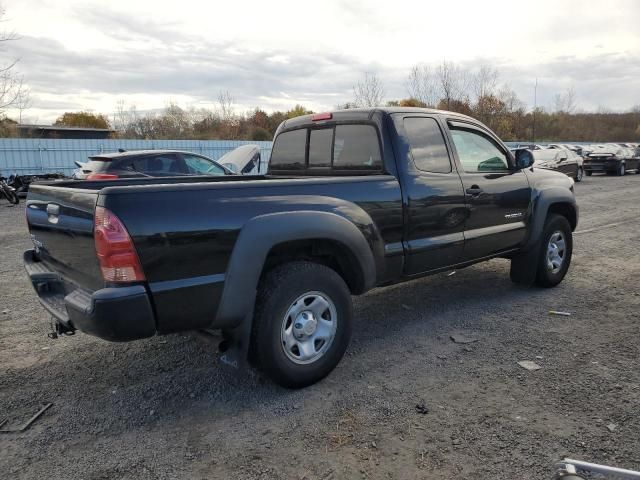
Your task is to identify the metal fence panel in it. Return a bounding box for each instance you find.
[0,139,273,176]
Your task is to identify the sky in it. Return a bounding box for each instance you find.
[2,0,640,124]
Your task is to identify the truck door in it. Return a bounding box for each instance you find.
[392,114,466,275]
[445,120,531,260]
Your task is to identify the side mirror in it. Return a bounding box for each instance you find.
[514,149,534,169]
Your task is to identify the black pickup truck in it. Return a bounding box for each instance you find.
[24,108,578,388]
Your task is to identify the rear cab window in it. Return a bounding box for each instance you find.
[270,124,382,174]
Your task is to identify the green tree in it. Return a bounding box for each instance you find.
[54,111,110,129]
[285,104,313,119]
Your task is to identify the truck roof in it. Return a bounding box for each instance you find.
[280,107,476,131]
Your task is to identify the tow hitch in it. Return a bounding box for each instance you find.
[48,317,76,339]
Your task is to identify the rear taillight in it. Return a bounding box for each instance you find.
[94,206,145,282]
[87,173,119,180]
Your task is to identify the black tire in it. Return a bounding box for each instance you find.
[574,167,584,182]
[535,214,573,288]
[251,261,353,388]
[1,186,19,205]
[585,170,592,176]
[618,163,626,176]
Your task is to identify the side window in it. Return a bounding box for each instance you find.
[403,117,451,173]
[133,154,183,175]
[308,128,332,168]
[333,125,381,170]
[270,129,307,170]
[450,129,510,173]
[183,154,225,175]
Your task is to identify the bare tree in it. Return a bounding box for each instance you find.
[353,72,385,107]
[217,90,235,121]
[436,60,469,109]
[472,64,499,101]
[0,5,28,116]
[406,64,438,107]
[553,86,577,114]
[15,81,30,122]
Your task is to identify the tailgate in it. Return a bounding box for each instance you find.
[26,184,103,291]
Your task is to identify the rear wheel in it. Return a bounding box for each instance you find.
[251,261,353,388]
[585,170,592,176]
[535,214,573,288]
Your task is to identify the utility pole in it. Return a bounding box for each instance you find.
[532,77,538,143]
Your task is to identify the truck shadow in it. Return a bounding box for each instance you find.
[7,259,563,437]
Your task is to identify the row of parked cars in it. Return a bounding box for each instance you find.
[510,142,640,181]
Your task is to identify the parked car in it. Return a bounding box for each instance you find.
[217,144,262,175]
[72,150,233,179]
[528,148,583,182]
[583,145,640,176]
[548,143,584,157]
[24,107,578,388]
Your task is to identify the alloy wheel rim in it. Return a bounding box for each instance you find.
[547,231,566,274]
[280,291,338,365]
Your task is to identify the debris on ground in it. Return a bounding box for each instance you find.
[2,309,8,314]
[0,403,53,433]
[517,360,542,371]
[415,401,429,415]
[401,304,412,311]
[549,311,571,316]
[447,271,456,277]
[450,334,479,344]
[606,423,617,432]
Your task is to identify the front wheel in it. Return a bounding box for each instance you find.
[618,163,626,176]
[251,261,353,388]
[575,167,584,182]
[585,170,592,176]
[535,214,573,288]
[1,186,19,205]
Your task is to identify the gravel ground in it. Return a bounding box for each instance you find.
[1,174,639,480]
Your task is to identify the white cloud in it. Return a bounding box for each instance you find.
[2,0,640,122]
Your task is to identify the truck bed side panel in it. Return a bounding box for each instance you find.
[101,176,403,333]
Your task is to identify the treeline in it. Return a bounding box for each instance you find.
[3,62,640,142]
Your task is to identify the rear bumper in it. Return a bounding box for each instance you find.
[583,159,620,172]
[24,249,156,341]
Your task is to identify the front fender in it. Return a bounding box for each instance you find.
[525,186,578,251]
[213,210,380,329]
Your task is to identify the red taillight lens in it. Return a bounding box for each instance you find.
[94,206,145,282]
[311,112,332,121]
[87,173,119,180]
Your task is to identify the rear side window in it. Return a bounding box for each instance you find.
[270,129,307,170]
[333,125,382,170]
[403,117,451,173]
[132,154,184,175]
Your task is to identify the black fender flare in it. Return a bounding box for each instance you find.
[510,187,577,285]
[524,187,578,252]
[214,210,379,330]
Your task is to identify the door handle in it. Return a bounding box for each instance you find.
[465,186,483,196]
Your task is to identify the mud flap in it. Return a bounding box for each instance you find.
[218,306,254,371]
[510,241,541,286]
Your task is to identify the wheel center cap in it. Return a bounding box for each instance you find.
[294,311,317,336]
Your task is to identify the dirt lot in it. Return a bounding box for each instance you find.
[1,174,639,480]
